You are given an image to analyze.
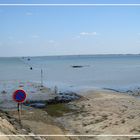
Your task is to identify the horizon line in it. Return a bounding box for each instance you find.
[0,54,140,58]
[1,4,140,6]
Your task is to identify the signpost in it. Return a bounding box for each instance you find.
[13,89,27,122]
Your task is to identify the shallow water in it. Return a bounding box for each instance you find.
[1,55,140,91]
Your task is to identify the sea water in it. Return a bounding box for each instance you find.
[1,55,140,92]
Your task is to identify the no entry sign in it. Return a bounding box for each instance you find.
[13,89,27,103]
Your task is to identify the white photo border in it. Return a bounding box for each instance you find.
[0,2,140,137]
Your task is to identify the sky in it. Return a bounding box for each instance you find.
[0,0,140,56]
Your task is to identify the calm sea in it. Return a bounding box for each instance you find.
[1,55,140,91]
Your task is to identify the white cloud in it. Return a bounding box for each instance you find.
[26,12,33,16]
[73,32,97,40]
[80,32,97,36]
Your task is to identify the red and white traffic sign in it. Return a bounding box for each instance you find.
[13,89,27,103]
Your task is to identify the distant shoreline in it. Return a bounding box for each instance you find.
[1,53,140,58]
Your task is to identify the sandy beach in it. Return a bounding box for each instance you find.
[0,82,140,140]
[55,90,140,140]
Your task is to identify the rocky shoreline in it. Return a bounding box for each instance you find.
[103,87,140,97]
[23,91,82,109]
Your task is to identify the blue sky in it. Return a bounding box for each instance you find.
[0,0,140,56]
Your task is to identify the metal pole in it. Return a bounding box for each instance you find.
[20,103,22,115]
[17,103,21,123]
[41,69,43,87]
